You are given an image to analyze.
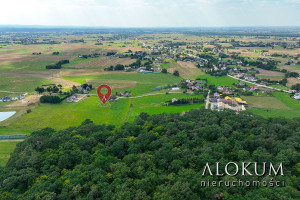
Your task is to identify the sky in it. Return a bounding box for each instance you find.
[0,0,300,27]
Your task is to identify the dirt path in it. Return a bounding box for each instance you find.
[89,91,186,99]
[6,95,41,107]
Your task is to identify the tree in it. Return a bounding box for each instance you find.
[72,85,78,93]
[291,83,300,91]
[46,87,52,95]
[40,95,62,104]
[52,86,59,93]
[281,78,288,86]
[173,70,180,77]
[161,68,168,73]
[35,87,45,94]
[1,110,300,199]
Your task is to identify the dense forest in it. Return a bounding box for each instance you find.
[0,109,299,200]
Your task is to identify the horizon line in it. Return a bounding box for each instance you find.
[1,24,300,29]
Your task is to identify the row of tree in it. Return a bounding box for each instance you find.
[104,59,145,71]
[46,60,69,69]
[35,85,62,94]
[165,98,204,105]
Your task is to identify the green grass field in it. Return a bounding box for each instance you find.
[243,92,300,118]
[249,108,300,119]
[9,93,204,130]
[256,75,284,79]
[0,60,58,73]
[0,76,54,92]
[63,73,182,96]
[242,96,290,110]
[0,127,34,135]
[269,84,290,90]
[291,65,300,69]
[272,92,300,110]
[161,63,171,69]
[128,93,204,122]
[0,142,19,167]
[197,74,239,87]
[10,96,132,129]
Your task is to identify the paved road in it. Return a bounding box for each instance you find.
[89,91,186,99]
[205,90,210,109]
[227,75,290,93]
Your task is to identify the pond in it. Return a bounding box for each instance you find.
[0,111,16,122]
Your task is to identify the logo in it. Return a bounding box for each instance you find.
[97,85,112,104]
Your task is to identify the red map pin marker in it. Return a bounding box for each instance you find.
[97,85,111,104]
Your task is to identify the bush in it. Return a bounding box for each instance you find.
[40,96,62,104]
[173,70,180,77]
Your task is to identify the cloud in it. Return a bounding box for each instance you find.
[0,0,299,27]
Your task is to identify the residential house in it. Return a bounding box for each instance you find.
[237,73,243,78]
[249,76,257,82]
[78,86,83,92]
[262,90,270,95]
[250,86,258,91]
[260,81,268,85]
[217,86,224,90]
[217,102,225,110]
[234,97,247,105]
[214,93,221,99]
[67,97,73,103]
[1,96,11,102]
[17,95,25,100]
[237,61,243,66]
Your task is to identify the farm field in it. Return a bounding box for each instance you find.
[278,65,300,74]
[167,61,204,79]
[287,77,300,88]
